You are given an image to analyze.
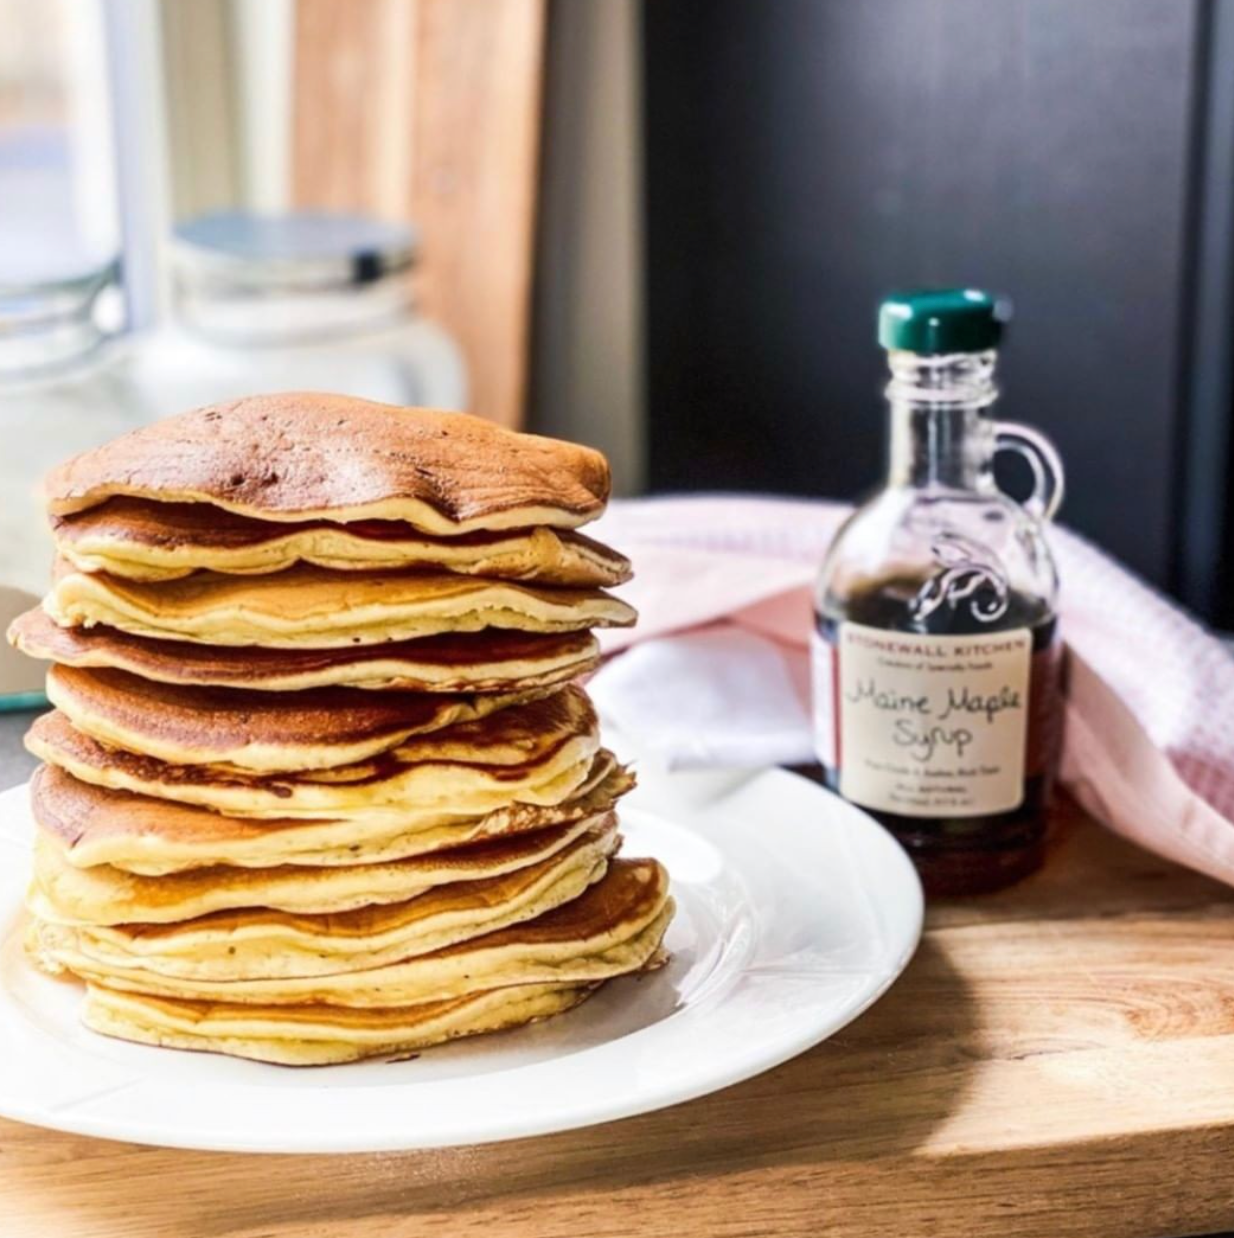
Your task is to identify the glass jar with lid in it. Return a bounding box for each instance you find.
[128,209,467,419]
[0,256,141,597]
[0,254,144,703]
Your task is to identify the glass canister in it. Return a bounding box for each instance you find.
[0,257,141,597]
[0,256,145,702]
[812,289,1065,896]
[128,210,467,418]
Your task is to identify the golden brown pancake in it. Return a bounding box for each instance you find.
[52,498,632,585]
[45,565,636,647]
[36,826,620,980]
[36,857,674,1008]
[81,982,599,1065]
[27,686,601,821]
[9,607,600,693]
[30,757,633,873]
[44,393,611,531]
[44,663,544,772]
[32,813,616,925]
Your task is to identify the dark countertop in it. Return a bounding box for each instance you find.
[0,710,38,792]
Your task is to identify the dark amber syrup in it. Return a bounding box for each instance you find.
[819,574,1062,896]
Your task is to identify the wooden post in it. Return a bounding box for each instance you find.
[292,0,546,428]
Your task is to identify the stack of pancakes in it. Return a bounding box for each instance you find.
[8,393,673,1065]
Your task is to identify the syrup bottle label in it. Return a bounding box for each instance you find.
[814,621,1032,817]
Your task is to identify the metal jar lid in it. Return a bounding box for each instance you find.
[173,210,419,292]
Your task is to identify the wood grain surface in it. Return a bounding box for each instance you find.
[2,794,1234,1237]
[292,0,546,429]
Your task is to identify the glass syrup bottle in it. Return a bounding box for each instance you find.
[812,289,1064,896]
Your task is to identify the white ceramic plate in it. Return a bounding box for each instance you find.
[0,764,922,1153]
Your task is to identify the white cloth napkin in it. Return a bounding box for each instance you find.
[589,626,814,770]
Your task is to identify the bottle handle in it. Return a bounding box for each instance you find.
[993,421,1064,523]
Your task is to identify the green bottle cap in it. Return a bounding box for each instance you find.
[878,288,1009,354]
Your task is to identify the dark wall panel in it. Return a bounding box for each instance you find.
[644,0,1199,587]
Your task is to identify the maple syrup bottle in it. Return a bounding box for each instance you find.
[812,290,1065,895]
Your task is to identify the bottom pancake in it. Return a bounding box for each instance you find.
[83,980,600,1066]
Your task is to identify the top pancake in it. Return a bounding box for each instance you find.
[43,393,611,532]
[51,498,632,586]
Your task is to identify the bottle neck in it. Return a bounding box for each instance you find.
[885,350,998,491]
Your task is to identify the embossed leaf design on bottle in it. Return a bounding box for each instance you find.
[910,530,1011,625]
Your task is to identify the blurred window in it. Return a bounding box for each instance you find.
[0,0,119,286]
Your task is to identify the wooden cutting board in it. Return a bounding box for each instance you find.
[1,795,1233,1238]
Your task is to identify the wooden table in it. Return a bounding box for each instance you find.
[2,714,1233,1238]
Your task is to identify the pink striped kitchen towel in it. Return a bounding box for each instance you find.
[588,495,1234,887]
